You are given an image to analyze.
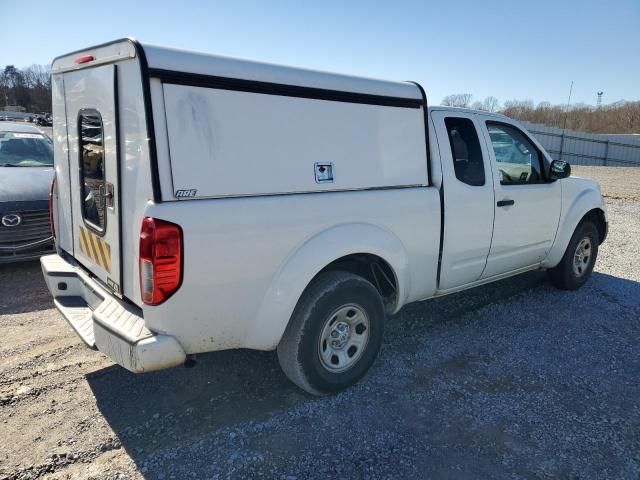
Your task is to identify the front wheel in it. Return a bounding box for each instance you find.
[277,271,385,395]
[548,221,599,290]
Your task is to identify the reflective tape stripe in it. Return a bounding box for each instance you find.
[98,235,107,270]
[103,241,111,271]
[79,227,90,258]
[88,231,101,267]
[91,234,105,268]
[78,226,112,273]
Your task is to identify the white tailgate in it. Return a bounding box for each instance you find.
[63,65,122,294]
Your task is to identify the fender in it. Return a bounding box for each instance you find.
[543,177,607,268]
[246,222,411,349]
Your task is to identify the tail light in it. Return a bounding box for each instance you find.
[49,175,56,239]
[139,217,183,305]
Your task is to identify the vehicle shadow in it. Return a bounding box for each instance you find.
[587,270,640,307]
[87,269,553,470]
[86,348,304,457]
[0,259,53,314]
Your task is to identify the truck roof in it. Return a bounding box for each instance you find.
[142,42,422,101]
[51,39,515,120]
[428,105,510,121]
[52,38,422,102]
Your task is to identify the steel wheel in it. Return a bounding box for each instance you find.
[278,271,385,395]
[318,304,370,373]
[573,236,592,277]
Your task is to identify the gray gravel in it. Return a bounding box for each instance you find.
[1,196,639,479]
[572,165,640,200]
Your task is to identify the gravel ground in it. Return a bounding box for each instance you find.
[572,165,640,200]
[1,176,639,479]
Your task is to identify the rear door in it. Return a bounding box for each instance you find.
[431,111,495,290]
[63,65,121,294]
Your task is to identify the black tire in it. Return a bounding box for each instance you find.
[277,271,385,395]
[548,220,599,290]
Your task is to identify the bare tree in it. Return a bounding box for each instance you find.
[441,93,473,108]
[441,92,639,133]
[0,64,51,112]
[23,65,50,88]
[481,96,500,112]
[22,65,51,112]
[470,96,501,112]
[501,98,640,134]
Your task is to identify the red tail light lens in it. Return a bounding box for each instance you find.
[139,217,183,305]
[49,175,56,239]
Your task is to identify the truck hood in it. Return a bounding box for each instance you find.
[0,167,53,203]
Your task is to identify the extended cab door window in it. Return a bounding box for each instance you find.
[444,117,485,186]
[487,123,543,185]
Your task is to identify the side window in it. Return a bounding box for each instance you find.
[79,110,106,232]
[444,117,485,186]
[487,123,543,185]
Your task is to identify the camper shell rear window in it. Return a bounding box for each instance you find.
[78,109,106,234]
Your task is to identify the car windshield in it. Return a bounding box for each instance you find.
[0,132,53,166]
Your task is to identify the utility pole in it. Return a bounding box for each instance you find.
[559,81,574,162]
[562,81,574,131]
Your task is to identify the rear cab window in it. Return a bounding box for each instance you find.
[78,110,106,233]
[444,117,485,186]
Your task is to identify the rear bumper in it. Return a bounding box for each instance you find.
[40,254,186,373]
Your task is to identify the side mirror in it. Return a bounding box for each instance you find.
[549,160,571,180]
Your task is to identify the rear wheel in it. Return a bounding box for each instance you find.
[277,271,385,395]
[548,221,599,290]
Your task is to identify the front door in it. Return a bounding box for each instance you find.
[479,120,561,278]
[63,65,121,295]
[432,111,495,290]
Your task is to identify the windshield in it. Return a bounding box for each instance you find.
[0,132,53,166]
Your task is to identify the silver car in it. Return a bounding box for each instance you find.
[0,122,55,263]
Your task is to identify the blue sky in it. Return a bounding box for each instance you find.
[1,0,638,106]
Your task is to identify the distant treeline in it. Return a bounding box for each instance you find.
[1,65,52,114]
[2,63,639,134]
[442,94,640,134]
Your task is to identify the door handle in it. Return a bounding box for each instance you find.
[497,199,515,207]
[104,182,114,208]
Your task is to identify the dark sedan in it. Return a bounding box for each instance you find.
[0,122,55,263]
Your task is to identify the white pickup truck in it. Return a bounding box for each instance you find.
[42,39,607,395]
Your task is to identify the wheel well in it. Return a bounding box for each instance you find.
[581,208,607,244]
[317,254,398,311]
